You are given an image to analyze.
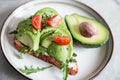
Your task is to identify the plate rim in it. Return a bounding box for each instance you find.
[0,0,114,80]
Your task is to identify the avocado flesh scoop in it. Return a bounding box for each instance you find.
[16,19,40,51]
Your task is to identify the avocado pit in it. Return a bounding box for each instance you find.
[79,22,98,38]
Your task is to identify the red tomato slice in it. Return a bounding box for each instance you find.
[32,15,42,30]
[47,15,61,27]
[53,36,71,45]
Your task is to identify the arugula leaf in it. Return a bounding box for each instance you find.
[19,47,28,59]
[73,53,77,57]
[18,46,47,59]
[68,53,77,62]
[19,52,23,59]
[61,60,69,80]
[31,46,47,56]
[69,58,77,62]
[19,65,52,75]
[9,30,18,34]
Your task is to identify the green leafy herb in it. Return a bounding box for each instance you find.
[19,52,23,59]
[31,46,47,56]
[19,47,28,59]
[9,30,18,34]
[73,53,77,57]
[61,60,69,80]
[69,58,77,62]
[69,53,77,62]
[19,65,52,75]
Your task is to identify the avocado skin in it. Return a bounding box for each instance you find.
[74,38,107,48]
[47,42,69,62]
[65,14,109,47]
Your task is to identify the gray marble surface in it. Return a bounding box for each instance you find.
[0,0,120,80]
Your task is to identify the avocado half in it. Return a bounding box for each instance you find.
[65,14,109,47]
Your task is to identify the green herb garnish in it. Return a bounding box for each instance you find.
[9,30,18,34]
[19,65,52,75]
[31,46,47,56]
[68,53,77,62]
[69,58,77,62]
[19,47,28,59]
[73,53,77,57]
[34,46,47,53]
[19,52,23,59]
[61,60,69,80]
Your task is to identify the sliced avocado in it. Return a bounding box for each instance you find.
[47,42,69,62]
[35,7,59,28]
[35,7,58,15]
[40,26,73,60]
[35,7,58,20]
[40,27,57,41]
[40,27,57,48]
[16,19,40,51]
[58,25,73,58]
[65,14,109,47]
[34,7,74,60]
[41,28,67,48]
[58,19,68,29]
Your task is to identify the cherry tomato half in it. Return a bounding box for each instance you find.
[32,15,42,30]
[53,36,71,45]
[47,15,61,27]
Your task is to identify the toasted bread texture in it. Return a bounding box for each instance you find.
[14,37,78,75]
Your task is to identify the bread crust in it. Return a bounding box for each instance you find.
[14,37,78,75]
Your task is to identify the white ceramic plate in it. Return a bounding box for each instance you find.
[0,0,114,80]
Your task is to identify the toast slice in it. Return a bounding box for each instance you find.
[14,37,78,75]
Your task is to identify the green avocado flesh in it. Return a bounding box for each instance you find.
[16,19,40,51]
[65,14,109,47]
[35,7,58,15]
[35,7,58,21]
[40,28,62,48]
[16,7,73,62]
[40,25,73,61]
[47,42,69,62]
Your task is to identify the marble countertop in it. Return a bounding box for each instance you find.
[0,0,120,80]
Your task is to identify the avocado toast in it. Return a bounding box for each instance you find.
[13,7,78,77]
